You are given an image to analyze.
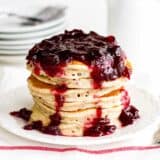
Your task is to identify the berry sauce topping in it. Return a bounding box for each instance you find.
[84,107,116,136]
[119,105,140,126]
[10,108,32,121]
[27,29,131,89]
[51,84,67,112]
[120,89,130,108]
[24,113,61,135]
[34,63,41,76]
[10,108,62,135]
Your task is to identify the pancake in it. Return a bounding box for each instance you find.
[33,94,122,111]
[27,61,90,79]
[10,29,139,137]
[27,59,131,89]
[28,75,128,104]
[30,103,122,136]
[27,59,132,80]
[31,72,128,89]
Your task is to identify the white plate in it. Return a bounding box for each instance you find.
[0,67,4,85]
[0,28,63,54]
[0,85,159,146]
[0,49,28,54]
[0,54,25,63]
[0,22,66,39]
[0,29,64,46]
[0,30,63,47]
[0,44,33,50]
[0,36,49,45]
[0,10,66,33]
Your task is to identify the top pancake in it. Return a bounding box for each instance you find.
[26,29,132,89]
[27,60,130,89]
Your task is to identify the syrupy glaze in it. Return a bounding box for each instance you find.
[10,108,62,135]
[119,105,140,126]
[24,113,62,135]
[33,63,41,76]
[27,29,131,89]
[121,89,130,108]
[10,108,32,121]
[51,84,67,112]
[24,114,62,135]
[84,107,116,136]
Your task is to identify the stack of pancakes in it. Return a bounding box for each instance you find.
[25,30,135,136]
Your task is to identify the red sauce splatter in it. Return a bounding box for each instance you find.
[119,105,140,126]
[10,108,32,121]
[121,89,130,108]
[51,84,67,112]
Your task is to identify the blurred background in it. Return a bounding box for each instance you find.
[0,0,160,93]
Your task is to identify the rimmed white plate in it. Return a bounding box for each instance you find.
[0,44,33,50]
[0,54,25,63]
[0,22,66,39]
[0,29,64,46]
[0,67,4,85]
[0,29,63,54]
[0,10,66,33]
[0,49,28,54]
[0,85,159,146]
[0,36,49,45]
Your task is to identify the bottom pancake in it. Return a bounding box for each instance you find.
[10,99,139,137]
[30,104,122,136]
[28,102,122,136]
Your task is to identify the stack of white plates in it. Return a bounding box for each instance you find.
[0,6,67,62]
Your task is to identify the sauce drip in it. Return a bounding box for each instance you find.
[121,89,130,108]
[23,113,62,135]
[10,84,68,136]
[51,84,67,112]
[83,107,116,136]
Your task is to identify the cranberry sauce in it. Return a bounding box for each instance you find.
[10,107,62,135]
[27,29,131,89]
[119,105,140,126]
[51,84,67,112]
[120,89,130,108]
[34,63,41,76]
[10,84,68,136]
[10,108,32,121]
[24,84,68,135]
[24,113,61,135]
[84,107,116,136]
